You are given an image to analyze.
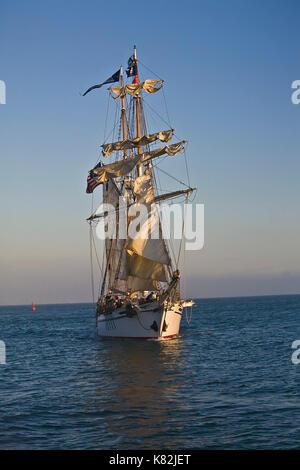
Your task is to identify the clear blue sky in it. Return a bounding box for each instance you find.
[1,0,300,304]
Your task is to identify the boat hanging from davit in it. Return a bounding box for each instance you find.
[83,46,195,340]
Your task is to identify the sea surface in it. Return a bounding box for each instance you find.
[0,295,300,450]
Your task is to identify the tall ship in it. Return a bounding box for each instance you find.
[84,46,195,339]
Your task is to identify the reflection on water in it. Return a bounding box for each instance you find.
[92,338,192,448]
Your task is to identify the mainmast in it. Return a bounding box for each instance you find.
[120,65,131,212]
[120,65,127,158]
[133,45,143,177]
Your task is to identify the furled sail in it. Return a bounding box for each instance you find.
[109,79,163,100]
[102,129,174,157]
[142,141,187,163]
[92,154,142,183]
[87,141,187,191]
[154,187,196,203]
[88,186,196,221]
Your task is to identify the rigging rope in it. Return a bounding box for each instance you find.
[176,193,189,269]
[162,87,172,129]
[142,98,171,129]
[155,166,190,188]
[112,98,119,144]
[91,227,104,278]
[138,59,164,81]
[183,195,188,301]
[185,304,193,326]
[138,60,191,192]
[89,221,95,304]
[138,58,172,127]
[136,310,153,331]
[183,148,191,188]
[103,93,110,143]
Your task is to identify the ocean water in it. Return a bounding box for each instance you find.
[0,295,300,450]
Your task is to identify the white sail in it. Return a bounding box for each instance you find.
[102,178,165,291]
[142,141,187,162]
[125,276,157,292]
[102,180,127,292]
[87,141,187,196]
[125,172,171,267]
[125,250,168,282]
[102,129,174,157]
[92,154,142,182]
[109,79,163,99]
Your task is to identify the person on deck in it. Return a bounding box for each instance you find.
[146,292,154,301]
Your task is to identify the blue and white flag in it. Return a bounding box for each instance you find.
[126,56,137,78]
[83,69,120,96]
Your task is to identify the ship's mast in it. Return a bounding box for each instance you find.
[120,65,130,211]
[133,45,143,176]
[132,46,172,280]
[100,67,128,297]
[120,65,127,158]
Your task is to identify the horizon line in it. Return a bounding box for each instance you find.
[1,291,300,308]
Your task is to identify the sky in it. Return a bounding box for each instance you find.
[1,0,300,304]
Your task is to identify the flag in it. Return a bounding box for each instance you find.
[86,161,103,193]
[126,56,138,78]
[82,69,120,96]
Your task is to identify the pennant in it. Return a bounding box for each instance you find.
[83,69,120,96]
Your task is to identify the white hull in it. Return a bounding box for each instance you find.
[97,301,182,340]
